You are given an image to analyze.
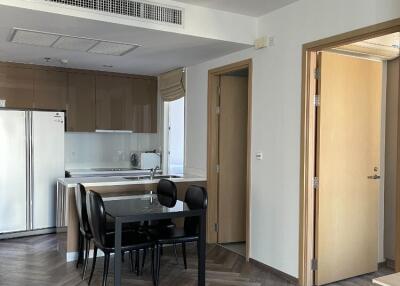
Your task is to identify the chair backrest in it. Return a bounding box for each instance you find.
[184,185,208,234]
[157,179,177,208]
[86,190,108,247]
[75,184,91,235]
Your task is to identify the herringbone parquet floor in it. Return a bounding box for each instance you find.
[0,234,393,286]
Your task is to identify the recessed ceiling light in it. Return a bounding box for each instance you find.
[102,65,114,68]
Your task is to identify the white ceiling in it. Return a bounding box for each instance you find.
[0,5,251,75]
[174,0,299,17]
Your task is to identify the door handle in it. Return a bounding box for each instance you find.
[367,175,381,180]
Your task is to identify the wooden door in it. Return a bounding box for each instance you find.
[131,78,158,133]
[0,63,34,108]
[315,52,382,285]
[34,69,67,110]
[95,75,132,131]
[67,72,96,132]
[217,75,248,243]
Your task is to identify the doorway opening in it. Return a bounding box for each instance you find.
[300,19,400,286]
[207,60,252,260]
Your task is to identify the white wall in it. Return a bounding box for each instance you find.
[185,0,400,277]
[0,0,256,45]
[65,133,160,169]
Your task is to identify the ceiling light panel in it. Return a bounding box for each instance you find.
[53,36,98,52]
[88,41,139,56]
[8,28,141,56]
[10,29,59,47]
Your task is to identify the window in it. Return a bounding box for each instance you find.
[164,97,185,174]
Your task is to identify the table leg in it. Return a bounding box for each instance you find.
[114,219,122,286]
[198,212,206,286]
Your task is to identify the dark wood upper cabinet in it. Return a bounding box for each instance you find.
[0,63,34,108]
[67,73,96,132]
[95,75,132,131]
[34,69,67,110]
[0,61,158,133]
[131,78,158,133]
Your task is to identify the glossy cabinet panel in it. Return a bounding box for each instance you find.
[95,75,132,131]
[131,78,158,133]
[0,64,34,108]
[34,69,67,111]
[67,73,96,132]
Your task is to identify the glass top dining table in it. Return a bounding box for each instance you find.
[103,194,207,286]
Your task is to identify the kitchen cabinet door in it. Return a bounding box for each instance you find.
[131,78,158,133]
[34,69,68,110]
[96,75,132,131]
[67,72,96,132]
[0,63,34,108]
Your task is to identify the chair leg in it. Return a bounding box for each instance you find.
[76,232,84,268]
[182,243,187,270]
[129,251,135,272]
[136,250,140,276]
[151,247,156,286]
[88,246,98,285]
[173,243,179,264]
[102,253,110,286]
[141,248,148,275]
[156,245,162,285]
[82,238,91,280]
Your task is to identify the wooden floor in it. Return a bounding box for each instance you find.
[0,234,393,286]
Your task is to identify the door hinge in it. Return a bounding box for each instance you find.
[216,106,220,115]
[216,165,220,173]
[314,95,321,107]
[312,177,319,189]
[214,223,219,233]
[314,67,321,80]
[311,258,318,271]
[218,85,221,95]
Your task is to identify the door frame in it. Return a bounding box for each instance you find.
[299,18,400,286]
[207,59,252,260]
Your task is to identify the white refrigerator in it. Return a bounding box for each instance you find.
[0,110,64,234]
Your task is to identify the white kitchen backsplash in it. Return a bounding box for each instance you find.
[65,132,161,169]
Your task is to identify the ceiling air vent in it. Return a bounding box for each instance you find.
[41,0,184,26]
[9,28,140,56]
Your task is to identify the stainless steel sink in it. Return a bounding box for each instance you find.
[123,175,181,180]
[123,175,151,180]
[153,175,182,179]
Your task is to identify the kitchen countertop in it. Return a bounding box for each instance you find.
[58,173,207,188]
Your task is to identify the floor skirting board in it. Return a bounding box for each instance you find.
[249,258,298,285]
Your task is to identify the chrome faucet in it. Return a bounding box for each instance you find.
[149,166,160,180]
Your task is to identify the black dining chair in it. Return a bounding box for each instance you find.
[152,179,178,229]
[85,190,157,286]
[152,185,208,285]
[144,179,179,267]
[75,184,95,279]
[75,185,140,280]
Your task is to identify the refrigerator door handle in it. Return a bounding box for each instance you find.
[26,111,33,231]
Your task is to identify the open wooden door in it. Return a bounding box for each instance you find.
[217,75,248,243]
[315,52,382,285]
